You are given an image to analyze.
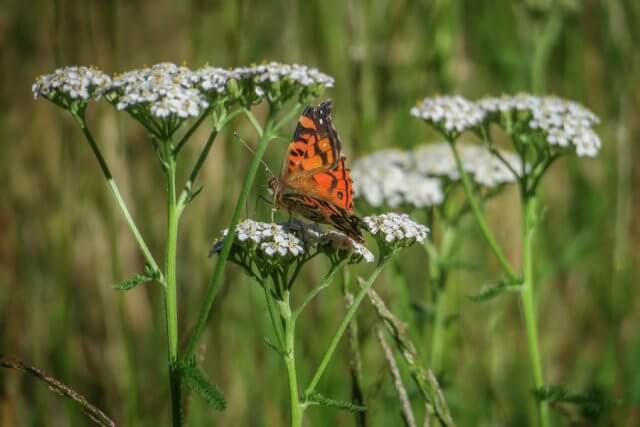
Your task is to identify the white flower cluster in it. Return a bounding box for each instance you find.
[479,94,601,157]
[232,62,334,89]
[196,66,234,96]
[211,219,373,263]
[211,219,304,259]
[352,149,444,208]
[32,66,111,103]
[352,143,522,208]
[364,213,429,246]
[410,95,486,135]
[109,63,209,119]
[414,143,524,187]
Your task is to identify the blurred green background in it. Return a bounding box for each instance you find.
[1,0,639,425]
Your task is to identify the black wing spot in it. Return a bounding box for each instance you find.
[337,191,344,200]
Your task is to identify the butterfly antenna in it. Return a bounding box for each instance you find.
[233,131,275,175]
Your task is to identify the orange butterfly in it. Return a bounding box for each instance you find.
[268,100,365,243]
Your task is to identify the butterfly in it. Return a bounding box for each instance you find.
[268,100,365,243]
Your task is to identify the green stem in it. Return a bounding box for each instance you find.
[448,142,519,282]
[531,8,563,93]
[272,102,303,134]
[293,260,346,319]
[172,108,212,156]
[74,114,163,281]
[177,109,243,215]
[281,291,303,427]
[176,127,219,215]
[164,158,182,427]
[184,111,277,360]
[429,226,456,373]
[305,262,386,398]
[520,195,548,427]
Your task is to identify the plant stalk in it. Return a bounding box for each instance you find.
[305,262,386,398]
[281,291,303,427]
[448,142,519,282]
[429,226,456,372]
[520,195,548,427]
[74,115,162,281]
[164,158,182,426]
[184,112,277,360]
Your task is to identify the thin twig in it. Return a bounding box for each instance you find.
[376,327,417,427]
[0,356,116,427]
[365,285,456,427]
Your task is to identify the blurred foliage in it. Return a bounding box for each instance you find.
[1,0,639,425]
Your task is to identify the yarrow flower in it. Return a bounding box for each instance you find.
[210,220,301,260]
[352,143,523,209]
[364,213,428,253]
[228,62,334,105]
[107,63,209,123]
[210,219,373,266]
[352,150,444,208]
[414,143,525,187]
[411,95,486,136]
[195,66,234,100]
[32,66,111,108]
[478,93,601,157]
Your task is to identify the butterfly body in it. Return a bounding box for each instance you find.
[269,100,365,242]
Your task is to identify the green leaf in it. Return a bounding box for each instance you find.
[305,391,366,413]
[181,362,226,410]
[534,385,613,420]
[468,278,521,301]
[113,272,152,291]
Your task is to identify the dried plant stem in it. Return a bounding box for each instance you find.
[0,356,116,427]
[366,288,455,427]
[376,327,417,427]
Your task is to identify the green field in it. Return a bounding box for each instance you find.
[1,1,639,426]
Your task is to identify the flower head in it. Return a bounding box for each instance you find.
[411,95,486,138]
[210,219,302,260]
[479,94,601,157]
[364,213,428,256]
[107,63,209,133]
[211,219,374,272]
[414,143,524,187]
[32,66,111,109]
[228,62,334,105]
[195,66,234,101]
[351,150,444,209]
[352,143,522,210]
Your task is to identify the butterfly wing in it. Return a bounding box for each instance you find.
[275,100,364,242]
[281,100,341,175]
[281,100,354,212]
